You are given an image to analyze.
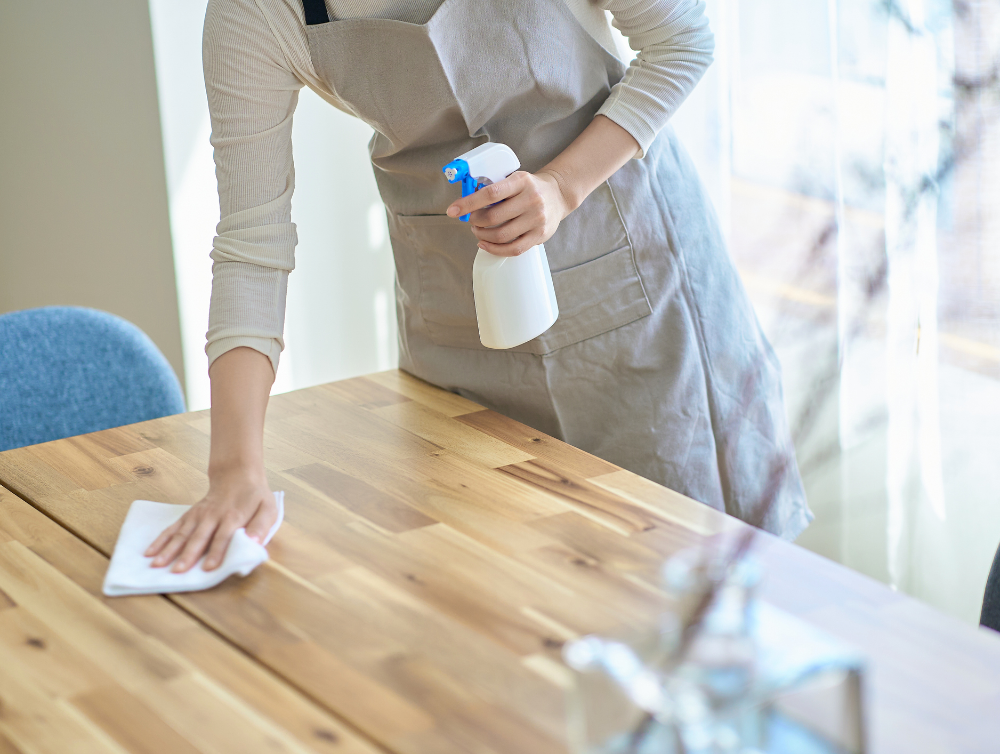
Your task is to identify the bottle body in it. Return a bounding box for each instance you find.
[443,143,560,349]
[473,244,559,349]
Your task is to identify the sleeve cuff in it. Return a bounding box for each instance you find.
[597,95,659,159]
[206,335,282,375]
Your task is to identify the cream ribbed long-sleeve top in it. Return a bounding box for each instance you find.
[203,0,714,372]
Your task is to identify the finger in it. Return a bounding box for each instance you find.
[477,229,545,258]
[469,190,536,229]
[446,172,525,218]
[202,511,245,571]
[151,530,191,568]
[471,213,537,246]
[145,519,183,557]
[150,515,199,566]
[245,493,279,544]
[170,519,220,573]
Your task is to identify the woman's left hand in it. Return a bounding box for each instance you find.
[446,170,574,257]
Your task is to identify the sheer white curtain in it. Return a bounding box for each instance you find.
[660,0,1000,622]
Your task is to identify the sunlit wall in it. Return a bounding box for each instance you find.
[148,0,395,411]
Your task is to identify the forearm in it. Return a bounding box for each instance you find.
[539,115,641,213]
[207,346,274,477]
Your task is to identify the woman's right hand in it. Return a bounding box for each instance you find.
[145,466,277,572]
[146,346,277,572]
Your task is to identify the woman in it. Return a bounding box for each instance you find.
[147,0,812,574]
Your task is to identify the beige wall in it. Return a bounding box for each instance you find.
[0,0,185,390]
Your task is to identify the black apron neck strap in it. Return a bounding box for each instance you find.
[301,0,330,25]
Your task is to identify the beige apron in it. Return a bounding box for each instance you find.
[301,0,812,539]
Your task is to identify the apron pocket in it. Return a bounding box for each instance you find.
[393,214,652,355]
[528,244,652,355]
[393,213,483,349]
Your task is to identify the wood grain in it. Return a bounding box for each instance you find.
[0,486,380,754]
[1,368,999,753]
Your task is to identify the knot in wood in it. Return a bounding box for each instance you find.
[314,729,339,743]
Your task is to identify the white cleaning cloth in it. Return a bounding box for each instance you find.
[102,491,284,597]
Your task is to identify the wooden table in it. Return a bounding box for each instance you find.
[1,369,999,754]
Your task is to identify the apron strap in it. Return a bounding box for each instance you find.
[301,0,330,25]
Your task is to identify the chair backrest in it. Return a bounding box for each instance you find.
[0,307,186,451]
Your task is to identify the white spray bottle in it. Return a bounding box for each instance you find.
[443,143,559,350]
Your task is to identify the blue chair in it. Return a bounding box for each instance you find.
[0,307,185,451]
[982,544,1000,632]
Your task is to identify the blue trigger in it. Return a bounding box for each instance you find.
[442,158,481,222]
[459,175,478,222]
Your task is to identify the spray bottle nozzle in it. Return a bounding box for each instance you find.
[442,159,479,222]
[443,144,521,223]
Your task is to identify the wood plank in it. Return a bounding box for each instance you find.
[0,608,116,699]
[0,732,24,754]
[456,409,619,478]
[364,370,485,417]
[373,400,534,469]
[2,369,1000,754]
[313,566,565,739]
[265,397,440,467]
[28,485,143,555]
[284,462,437,534]
[319,376,412,409]
[500,459,666,535]
[0,445,82,500]
[526,511,670,576]
[319,451,565,554]
[260,641,436,744]
[105,448,208,507]
[589,469,739,537]
[0,487,381,754]
[71,687,203,754]
[165,627,363,751]
[262,429,329,474]
[373,654,562,754]
[0,661,130,754]
[343,449,567,522]
[0,543,337,754]
[68,424,160,458]
[127,412,211,473]
[25,435,137,492]
[266,522,356,580]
